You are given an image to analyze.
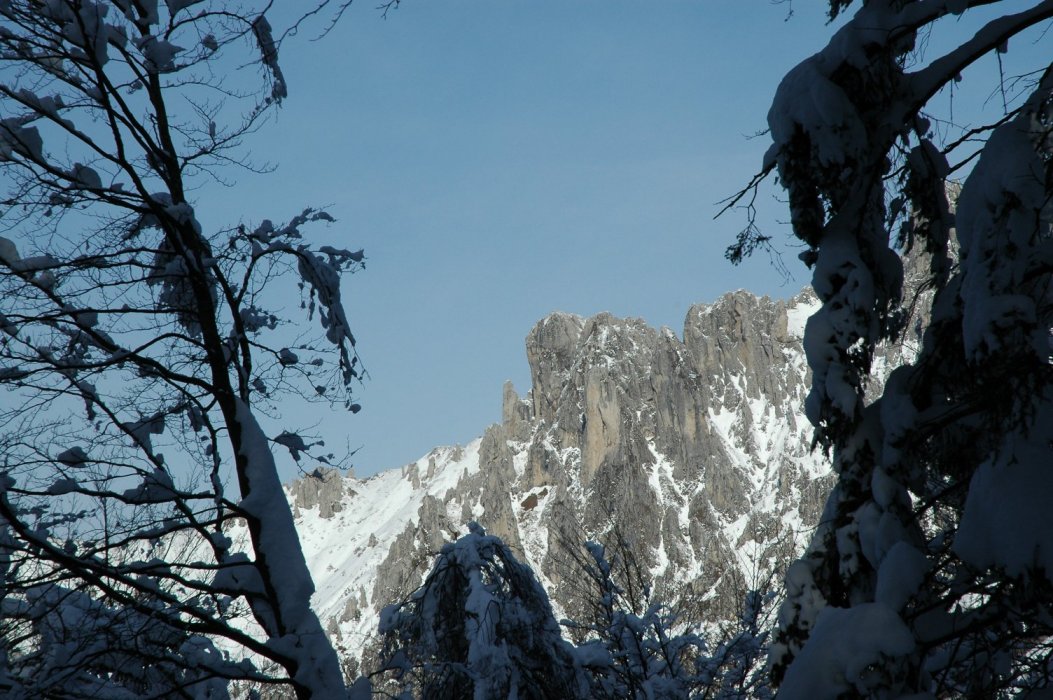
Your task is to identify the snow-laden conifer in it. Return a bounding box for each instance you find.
[728,1,1053,695]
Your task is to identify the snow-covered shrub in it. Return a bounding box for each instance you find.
[1,579,236,699]
[562,539,706,699]
[565,538,774,700]
[378,522,589,700]
[382,525,777,700]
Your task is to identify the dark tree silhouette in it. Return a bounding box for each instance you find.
[730,1,1053,696]
[0,1,365,696]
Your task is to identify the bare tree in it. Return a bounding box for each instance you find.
[559,526,776,700]
[0,1,365,696]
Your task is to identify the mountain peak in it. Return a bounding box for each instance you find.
[273,286,845,670]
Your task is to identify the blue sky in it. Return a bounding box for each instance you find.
[188,1,1046,479]
[198,0,822,479]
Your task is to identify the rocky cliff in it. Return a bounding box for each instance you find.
[278,285,889,667]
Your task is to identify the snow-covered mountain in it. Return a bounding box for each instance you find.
[277,285,904,670]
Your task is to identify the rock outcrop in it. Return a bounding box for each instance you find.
[289,466,351,519]
[278,284,891,669]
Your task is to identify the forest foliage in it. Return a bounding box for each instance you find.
[727,0,1053,696]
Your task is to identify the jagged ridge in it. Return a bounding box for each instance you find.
[282,287,856,668]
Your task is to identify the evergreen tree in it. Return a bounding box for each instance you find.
[378,523,589,699]
[729,1,1053,695]
[381,526,776,699]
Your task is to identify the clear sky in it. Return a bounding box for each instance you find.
[188,0,815,479]
[186,0,1047,479]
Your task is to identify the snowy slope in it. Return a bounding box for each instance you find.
[292,441,482,652]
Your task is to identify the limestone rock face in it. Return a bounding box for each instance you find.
[371,494,456,610]
[283,283,928,669]
[474,424,522,551]
[525,312,585,424]
[288,467,349,519]
[502,380,533,443]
